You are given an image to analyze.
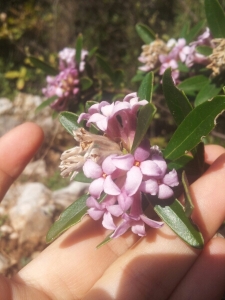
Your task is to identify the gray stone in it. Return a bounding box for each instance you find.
[0,98,13,114]
[22,159,47,177]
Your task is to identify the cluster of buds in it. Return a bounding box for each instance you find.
[60,93,179,238]
[42,48,88,111]
[207,38,225,76]
[138,28,212,82]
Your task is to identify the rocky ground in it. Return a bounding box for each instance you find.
[0,94,89,277]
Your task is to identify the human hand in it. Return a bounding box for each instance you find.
[1,123,225,300]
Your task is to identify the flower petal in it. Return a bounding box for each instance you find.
[117,190,133,211]
[110,220,131,238]
[112,154,134,171]
[131,220,146,236]
[103,175,121,195]
[134,139,150,162]
[88,208,104,220]
[124,166,143,196]
[89,177,104,198]
[140,160,162,176]
[86,196,101,209]
[140,214,164,228]
[107,204,123,217]
[152,154,167,175]
[83,159,102,178]
[140,179,158,195]
[162,169,179,187]
[158,184,174,199]
[102,211,116,230]
[102,155,117,175]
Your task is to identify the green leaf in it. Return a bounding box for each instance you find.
[135,23,156,44]
[46,193,107,243]
[185,20,205,43]
[150,197,204,249]
[177,62,189,73]
[35,95,58,113]
[131,103,156,153]
[182,171,194,217]
[178,75,209,94]
[73,170,92,183]
[96,233,113,249]
[80,77,93,91]
[75,33,83,64]
[113,69,124,88]
[46,194,89,243]
[88,46,98,59]
[195,82,221,106]
[163,68,192,125]
[204,0,225,38]
[96,54,114,81]
[195,45,213,56]
[137,71,154,102]
[179,22,190,39]
[131,73,145,82]
[59,111,80,135]
[4,70,20,79]
[164,96,225,161]
[29,56,58,75]
[167,154,193,170]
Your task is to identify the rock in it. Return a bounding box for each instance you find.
[9,183,51,231]
[22,159,47,177]
[0,98,13,114]
[0,254,9,273]
[0,115,21,137]
[0,225,13,234]
[53,181,89,208]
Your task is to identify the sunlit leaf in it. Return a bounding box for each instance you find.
[131,103,156,153]
[137,71,154,102]
[135,23,156,44]
[182,171,194,217]
[204,0,225,38]
[96,233,113,248]
[29,56,58,75]
[35,95,58,113]
[164,96,225,161]
[195,82,221,106]
[16,78,25,90]
[149,197,204,249]
[163,68,192,125]
[59,111,80,135]
[4,71,20,79]
[75,33,83,64]
[46,194,89,243]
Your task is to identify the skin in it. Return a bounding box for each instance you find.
[0,123,225,300]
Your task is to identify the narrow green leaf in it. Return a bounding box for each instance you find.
[80,77,93,91]
[182,171,195,217]
[150,197,204,248]
[35,95,58,113]
[185,20,205,43]
[135,23,156,44]
[88,46,98,59]
[178,75,209,94]
[59,111,80,135]
[74,170,92,183]
[137,71,154,102]
[96,233,113,249]
[167,154,193,170]
[29,56,58,75]
[163,68,192,125]
[195,82,221,106]
[164,96,225,161]
[46,194,89,243]
[195,45,213,56]
[131,73,145,82]
[96,54,114,81]
[204,0,225,38]
[131,103,156,153]
[177,61,189,73]
[179,22,190,39]
[113,69,124,88]
[75,33,83,64]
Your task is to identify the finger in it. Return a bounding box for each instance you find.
[84,153,225,300]
[204,144,225,165]
[170,237,225,300]
[0,122,44,200]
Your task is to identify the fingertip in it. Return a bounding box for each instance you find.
[204,144,225,165]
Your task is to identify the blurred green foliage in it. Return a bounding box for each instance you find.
[1,0,225,96]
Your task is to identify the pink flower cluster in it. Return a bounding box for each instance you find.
[75,93,179,238]
[42,48,88,111]
[139,28,212,83]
